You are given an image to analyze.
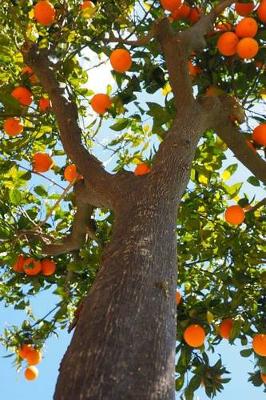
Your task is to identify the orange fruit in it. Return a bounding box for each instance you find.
[257,0,266,23]
[80,1,95,17]
[26,348,42,365]
[252,123,266,146]
[219,318,234,339]
[188,61,201,76]
[176,291,182,305]
[235,17,258,38]
[11,86,33,106]
[81,0,94,9]
[261,373,266,384]
[183,324,205,347]
[235,2,254,16]
[3,117,23,136]
[41,259,56,276]
[18,344,33,359]
[217,32,239,56]
[12,254,26,273]
[91,93,112,114]
[33,152,53,173]
[64,164,82,182]
[24,366,39,381]
[34,1,55,26]
[236,37,259,59]
[252,334,266,356]
[224,205,245,225]
[21,66,38,84]
[188,7,202,24]
[110,49,132,73]
[134,163,151,176]
[171,3,191,20]
[23,258,42,276]
[39,97,51,112]
[160,0,181,11]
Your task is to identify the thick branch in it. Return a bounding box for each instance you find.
[216,122,266,184]
[21,42,114,204]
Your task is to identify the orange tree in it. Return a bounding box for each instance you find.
[0,0,265,398]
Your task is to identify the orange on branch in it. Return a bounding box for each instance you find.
[134,163,151,176]
[188,61,201,76]
[175,291,182,305]
[219,318,234,339]
[235,17,258,38]
[3,117,23,136]
[41,259,56,276]
[26,348,42,365]
[252,123,266,146]
[257,0,266,23]
[217,32,239,56]
[236,37,259,59]
[23,258,42,276]
[64,164,82,182]
[160,0,181,12]
[91,93,112,114]
[11,86,33,106]
[188,7,202,23]
[39,97,51,112]
[22,66,38,84]
[171,3,191,19]
[34,1,55,26]
[24,366,39,381]
[12,254,26,273]
[183,324,206,348]
[235,2,254,16]
[33,152,53,173]
[224,205,245,225]
[252,334,266,356]
[18,344,33,359]
[110,49,132,73]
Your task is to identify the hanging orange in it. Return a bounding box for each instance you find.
[41,259,56,276]
[3,118,23,136]
[110,49,132,73]
[18,344,33,359]
[252,123,266,146]
[24,366,39,381]
[219,318,234,339]
[235,2,254,16]
[23,258,42,276]
[160,0,181,11]
[91,94,112,114]
[183,324,206,347]
[12,254,26,273]
[39,97,51,112]
[175,291,182,305]
[171,3,191,20]
[217,32,239,56]
[252,334,266,357]
[224,205,245,225]
[26,348,42,365]
[236,37,259,59]
[11,86,33,106]
[134,163,151,176]
[34,1,55,26]
[33,152,53,173]
[64,164,82,182]
[188,7,202,23]
[235,17,258,38]
[257,0,266,23]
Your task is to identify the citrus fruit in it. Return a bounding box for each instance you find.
[11,86,33,106]
[224,205,245,225]
[110,49,132,73]
[219,318,234,339]
[217,32,239,56]
[33,152,53,173]
[3,118,23,136]
[252,334,266,356]
[91,93,112,114]
[24,366,39,381]
[34,0,55,26]
[236,37,259,59]
[235,17,258,38]
[252,123,266,146]
[134,163,151,176]
[23,258,42,276]
[41,259,56,276]
[183,324,206,347]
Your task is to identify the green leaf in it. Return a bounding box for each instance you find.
[110,119,129,131]
[247,176,260,186]
[9,189,22,205]
[240,348,253,357]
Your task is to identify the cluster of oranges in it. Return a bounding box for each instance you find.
[161,0,202,24]
[18,344,42,381]
[12,255,56,277]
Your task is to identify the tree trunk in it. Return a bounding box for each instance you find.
[54,189,179,399]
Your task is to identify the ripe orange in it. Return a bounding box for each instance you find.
[252,123,266,146]
[39,97,51,112]
[21,66,38,84]
[235,17,258,38]
[23,258,42,276]
[171,3,191,20]
[24,366,39,381]
[26,348,42,365]
[219,318,233,339]
[236,37,259,59]
[91,93,112,114]
[11,86,33,106]
[34,1,55,26]
[64,164,82,182]
[81,0,94,9]
[176,291,182,305]
[110,49,132,73]
[160,0,181,11]
[188,61,201,76]
[224,205,245,225]
[252,334,266,357]
[261,373,266,384]
[235,2,254,16]
[18,344,33,359]
[12,254,26,273]
[33,152,53,173]
[134,163,151,176]
[183,324,206,347]
[188,7,202,24]
[3,117,23,136]
[217,32,239,56]
[41,259,56,276]
[257,0,266,23]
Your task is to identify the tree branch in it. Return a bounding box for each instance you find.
[21,41,114,206]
